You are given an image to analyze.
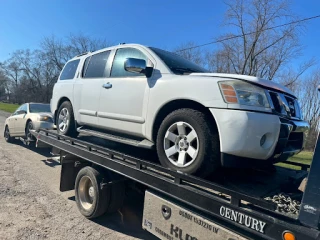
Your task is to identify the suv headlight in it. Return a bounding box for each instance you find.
[218,81,270,108]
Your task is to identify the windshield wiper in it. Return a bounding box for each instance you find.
[171,67,200,73]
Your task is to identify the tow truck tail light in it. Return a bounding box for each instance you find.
[283,231,295,240]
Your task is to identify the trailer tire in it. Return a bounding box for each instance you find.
[75,167,109,219]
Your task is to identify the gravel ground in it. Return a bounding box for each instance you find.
[0,112,157,240]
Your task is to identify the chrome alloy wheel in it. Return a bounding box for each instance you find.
[164,121,199,167]
[58,108,69,133]
[78,176,95,210]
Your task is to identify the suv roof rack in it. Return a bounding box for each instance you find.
[76,52,90,57]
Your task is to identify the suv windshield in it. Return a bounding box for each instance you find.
[149,47,209,75]
[29,103,51,113]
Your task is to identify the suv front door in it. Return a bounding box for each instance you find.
[97,47,151,137]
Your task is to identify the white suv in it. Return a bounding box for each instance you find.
[51,43,309,177]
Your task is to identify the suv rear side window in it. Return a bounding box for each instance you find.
[60,59,80,80]
[111,48,148,77]
[82,56,91,77]
[84,51,110,78]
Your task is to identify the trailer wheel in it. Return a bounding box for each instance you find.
[75,167,109,219]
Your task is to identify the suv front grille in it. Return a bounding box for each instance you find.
[269,92,282,113]
[268,91,301,120]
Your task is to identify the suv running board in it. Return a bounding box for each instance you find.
[77,127,154,149]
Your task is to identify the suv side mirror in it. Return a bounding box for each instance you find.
[125,58,146,74]
[125,58,153,78]
[17,110,27,115]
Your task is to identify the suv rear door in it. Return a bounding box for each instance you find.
[97,47,151,137]
[73,51,111,127]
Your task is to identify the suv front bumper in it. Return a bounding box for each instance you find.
[209,108,309,164]
[273,118,309,162]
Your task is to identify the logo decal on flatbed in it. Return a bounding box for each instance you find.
[220,206,266,233]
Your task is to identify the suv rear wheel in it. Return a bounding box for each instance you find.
[156,108,220,177]
[57,101,78,137]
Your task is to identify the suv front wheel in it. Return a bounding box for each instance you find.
[156,108,220,177]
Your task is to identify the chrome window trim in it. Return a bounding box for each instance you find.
[278,94,292,117]
[265,90,275,110]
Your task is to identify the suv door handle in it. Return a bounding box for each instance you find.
[102,83,112,89]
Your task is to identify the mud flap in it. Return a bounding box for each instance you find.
[60,156,90,192]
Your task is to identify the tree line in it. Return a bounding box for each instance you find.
[0,0,319,150]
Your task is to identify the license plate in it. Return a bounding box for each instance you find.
[142,191,248,240]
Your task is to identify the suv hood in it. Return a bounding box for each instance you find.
[190,73,295,97]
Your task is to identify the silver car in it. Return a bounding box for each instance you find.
[4,103,54,142]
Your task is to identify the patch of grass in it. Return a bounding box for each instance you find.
[0,102,19,113]
[276,151,313,170]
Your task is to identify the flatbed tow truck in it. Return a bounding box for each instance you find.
[29,129,320,240]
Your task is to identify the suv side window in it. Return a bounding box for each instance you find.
[84,51,110,78]
[110,48,148,77]
[60,59,80,80]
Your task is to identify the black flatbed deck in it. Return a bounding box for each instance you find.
[31,129,320,240]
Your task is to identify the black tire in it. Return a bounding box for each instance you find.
[4,125,14,143]
[75,167,109,219]
[56,101,78,137]
[156,108,220,177]
[25,120,34,141]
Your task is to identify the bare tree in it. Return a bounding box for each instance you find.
[293,70,320,150]
[0,58,24,103]
[0,69,9,101]
[68,33,109,55]
[206,0,307,80]
[41,36,69,71]
[278,58,317,88]
[1,33,111,104]
[41,33,110,72]
[174,42,205,66]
